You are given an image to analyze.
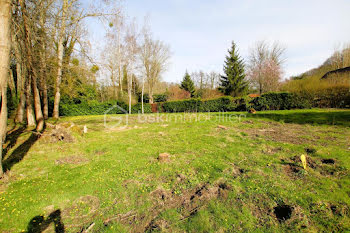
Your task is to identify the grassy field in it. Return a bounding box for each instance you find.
[0,109,350,232]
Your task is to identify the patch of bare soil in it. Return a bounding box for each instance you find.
[281,155,317,178]
[41,128,75,143]
[282,155,347,178]
[55,155,89,165]
[104,180,231,232]
[242,122,316,145]
[244,195,308,228]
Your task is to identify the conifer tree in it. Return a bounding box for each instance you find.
[219,41,248,96]
[180,71,196,97]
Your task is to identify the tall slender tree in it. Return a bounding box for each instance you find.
[0,0,11,176]
[180,71,195,97]
[219,41,248,97]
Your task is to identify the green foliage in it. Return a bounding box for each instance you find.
[161,96,251,113]
[138,93,150,103]
[59,100,154,116]
[60,100,128,116]
[160,92,311,113]
[180,72,196,97]
[131,103,152,114]
[153,94,168,103]
[309,86,350,108]
[250,92,311,111]
[162,98,202,113]
[219,41,248,97]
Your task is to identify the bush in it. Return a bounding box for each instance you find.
[131,103,152,114]
[59,92,314,116]
[153,94,168,103]
[250,92,310,111]
[137,93,150,103]
[307,86,350,108]
[60,100,128,116]
[162,98,202,113]
[161,96,252,113]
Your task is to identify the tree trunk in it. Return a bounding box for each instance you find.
[15,92,25,123]
[25,78,35,127]
[42,82,48,119]
[39,12,49,120]
[128,72,132,114]
[141,76,145,114]
[149,85,154,104]
[0,0,11,176]
[53,0,68,119]
[32,75,44,132]
[21,0,45,131]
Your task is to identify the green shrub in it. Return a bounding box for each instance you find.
[131,103,152,114]
[153,94,168,103]
[304,87,350,108]
[59,92,314,116]
[250,92,310,111]
[60,100,128,116]
[162,99,202,113]
[161,96,251,113]
[137,93,150,103]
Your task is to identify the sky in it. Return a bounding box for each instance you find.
[89,0,350,83]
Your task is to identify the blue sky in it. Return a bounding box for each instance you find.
[89,0,350,83]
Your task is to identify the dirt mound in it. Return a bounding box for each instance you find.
[41,128,75,143]
[158,153,171,163]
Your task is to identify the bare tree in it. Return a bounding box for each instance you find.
[123,19,139,114]
[140,22,152,113]
[145,40,170,104]
[103,12,125,98]
[0,0,11,175]
[247,41,285,94]
[53,0,115,119]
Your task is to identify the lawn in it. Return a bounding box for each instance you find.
[1,109,350,232]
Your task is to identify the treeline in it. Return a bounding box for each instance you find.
[4,0,118,133]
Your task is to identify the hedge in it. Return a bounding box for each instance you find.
[161,96,251,113]
[58,92,313,116]
[301,87,350,109]
[60,100,152,116]
[250,92,310,111]
[160,92,310,113]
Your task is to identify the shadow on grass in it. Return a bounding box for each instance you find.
[26,209,65,233]
[248,110,350,127]
[3,126,27,157]
[2,129,41,172]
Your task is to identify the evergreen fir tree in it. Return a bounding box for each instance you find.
[219,41,248,96]
[180,71,196,97]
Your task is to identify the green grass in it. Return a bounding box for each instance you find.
[1,109,350,232]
